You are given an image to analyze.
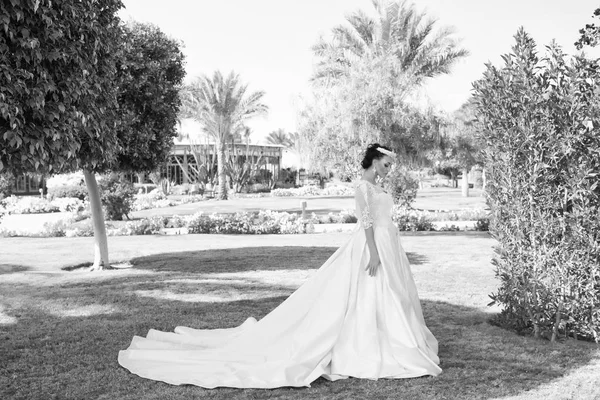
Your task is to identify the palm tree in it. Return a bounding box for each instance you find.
[265,129,294,148]
[179,71,268,200]
[312,0,468,85]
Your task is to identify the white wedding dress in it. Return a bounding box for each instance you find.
[118,180,442,388]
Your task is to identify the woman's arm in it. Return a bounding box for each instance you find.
[364,226,380,276]
[356,182,380,277]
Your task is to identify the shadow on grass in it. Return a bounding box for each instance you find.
[1,246,597,400]
[123,247,429,275]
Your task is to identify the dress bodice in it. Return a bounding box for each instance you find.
[355,180,394,228]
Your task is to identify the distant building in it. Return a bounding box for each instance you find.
[160,141,284,185]
[150,119,284,185]
[9,173,46,196]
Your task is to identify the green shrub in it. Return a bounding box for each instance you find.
[393,214,435,232]
[474,29,600,341]
[384,167,419,207]
[187,213,217,234]
[167,215,188,228]
[47,183,88,200]
[50,197,86,212]
[186,211,313,234]
[438,224,460,232]
[2,196,59,214]
[42,219,70,237]
[65,220,95,237]
[99,174,136,221]
[474,217,490,232]
[391,207,435,231]
[244,183,271,194]
[125,216,166,235]
[0,173,15,199]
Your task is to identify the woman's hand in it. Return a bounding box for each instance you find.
[365,250,381,277]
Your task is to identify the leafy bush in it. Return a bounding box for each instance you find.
[132,189,173,211]
[474,29,600,341]
[384,167,419,207]
[166,214,188,228]
[311,210,358,224]
[65,220,95,237]
[474,217,490,232]
[321,184,354,196]
[99,174,136,221]
[429,208,490,222]
[437,224,460,232]
[186,210,313,235]
[124,216,167,235]
[42,219,71,237]
[271,185,353,197]
[0,173,15,199]
[244,183,271,194]
[271,186,320,197]
[391,207,435,232]
[186,213,218,234]
[2,196,59,214]
[48,184,88,200]
[50,198,86,213]
[47,172,87,200]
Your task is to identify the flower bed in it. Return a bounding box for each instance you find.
[132,189,205,211]
[1,207,490,238]
[0,196,85,215]
[271,185,353,197]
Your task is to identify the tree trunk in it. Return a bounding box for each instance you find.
[461,167,469,197]
[83,170,110,270]
[482,167,487,192]
[217,141,228,200]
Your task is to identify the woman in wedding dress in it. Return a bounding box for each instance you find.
[118,143,442,388]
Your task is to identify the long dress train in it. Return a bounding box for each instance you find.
[117,180,442,388]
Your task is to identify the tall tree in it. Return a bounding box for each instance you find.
[1,0,123,269]
[430,101,481,195]
[0,1,185,270]
[312,0,468,85]
[179,71,268,200]
[298,55,444,178]
[300,0,467,178]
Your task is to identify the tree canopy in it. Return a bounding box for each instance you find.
[299,0,468,177]
[312,0,468,85]
[115,21,186,172]
[1,0,124,174]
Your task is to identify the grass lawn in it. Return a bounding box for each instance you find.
[1,232,599,399]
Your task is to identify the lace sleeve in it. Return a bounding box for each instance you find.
[355,181,374,229]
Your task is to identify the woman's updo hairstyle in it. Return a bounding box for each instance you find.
[361,143,392,169]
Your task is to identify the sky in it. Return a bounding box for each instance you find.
[119,0,600,143]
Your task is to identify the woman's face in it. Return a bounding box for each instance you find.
[374,156,393,179]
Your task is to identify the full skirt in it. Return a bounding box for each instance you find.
[118,223,442,388]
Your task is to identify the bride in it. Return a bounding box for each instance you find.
[118,143,442,388]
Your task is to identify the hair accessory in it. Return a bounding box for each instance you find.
[376,147,396,157]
